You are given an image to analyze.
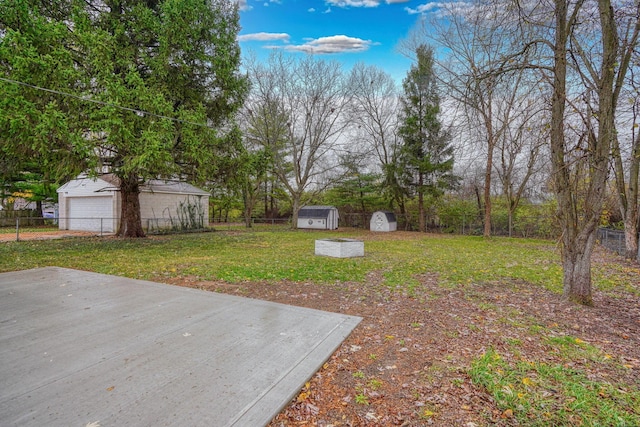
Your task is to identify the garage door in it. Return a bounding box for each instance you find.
[67,196,114,232]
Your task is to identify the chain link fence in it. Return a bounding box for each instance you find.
[340,212,559,239]
[597,227,640,260]
[3,214,639,262]
[1,216,294,241]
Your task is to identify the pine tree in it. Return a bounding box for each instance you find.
[397,44,456,232]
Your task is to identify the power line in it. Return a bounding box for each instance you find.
[0,76,214,129]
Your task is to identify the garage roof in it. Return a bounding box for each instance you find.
[58,174,209,196]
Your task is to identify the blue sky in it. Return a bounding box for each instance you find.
[236,0,434,83]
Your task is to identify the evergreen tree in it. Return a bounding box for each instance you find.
[0,0,248,237]
[397,44,456,232]
[0,0,89,197]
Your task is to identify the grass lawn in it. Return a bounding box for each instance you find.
[1,229,567,288]
[1,228,633,295]
[2,229,639,425]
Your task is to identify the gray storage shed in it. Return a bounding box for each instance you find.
[297,206,339,230]
[370,211,397,232]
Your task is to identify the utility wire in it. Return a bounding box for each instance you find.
[0,76,214,129]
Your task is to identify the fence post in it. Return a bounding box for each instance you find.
[16,217,20,242]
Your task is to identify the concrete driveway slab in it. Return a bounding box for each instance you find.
[0,267,361,427]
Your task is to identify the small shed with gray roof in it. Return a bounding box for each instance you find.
[297,206,339,230]
[57,174,209,233]
[370,210,397,232]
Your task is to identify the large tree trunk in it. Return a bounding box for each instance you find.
[291,195,300,229]
[550,0,582,302]
[551,41,604,305]
[551,0,617,304]
[243,184,254,229]
[561,230,596,305]
[264,181,269,218]
[483,145,493,238]
[243,201,253,228]
[117,174,145,238]
[35,200,43,218]
[624,215,639,260]
[613,134,640,260]
[482,109,495,239]
[418,173,426,232]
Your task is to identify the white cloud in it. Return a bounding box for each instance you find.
[308,7,316,12]
[405,2,474,15]
[237,32,291,42]
[405,2,443,14]
[324,0,409,8]
[326,0,381,7]
[282,35,376,54]
[236,0,252,11]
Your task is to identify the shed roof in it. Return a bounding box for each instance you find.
[298,206,337,218]
[58,174,209,196]
[382,211,397,222]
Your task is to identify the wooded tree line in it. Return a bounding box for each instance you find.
[1,0,638,305]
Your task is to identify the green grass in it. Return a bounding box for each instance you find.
[470,346,640,426]
[1,229,635,296]
[0,224,59,234]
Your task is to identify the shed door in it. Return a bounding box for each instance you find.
[329,209,338,229]
[67,196,113,232]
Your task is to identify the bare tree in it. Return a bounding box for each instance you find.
[545,0,631,304]
[241,54,290,226]
[494,93,547,236]
[245,52,350,227]
[612,67,640,259]
[345,63,405,210]
[404,1,537,238]
[609,16,640,259]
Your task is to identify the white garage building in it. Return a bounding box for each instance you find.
[57,174,209,233]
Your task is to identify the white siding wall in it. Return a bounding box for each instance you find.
[297,217,330,230]
[139,193,209,229]
[327,210,339,230]
[58,193,69,230]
